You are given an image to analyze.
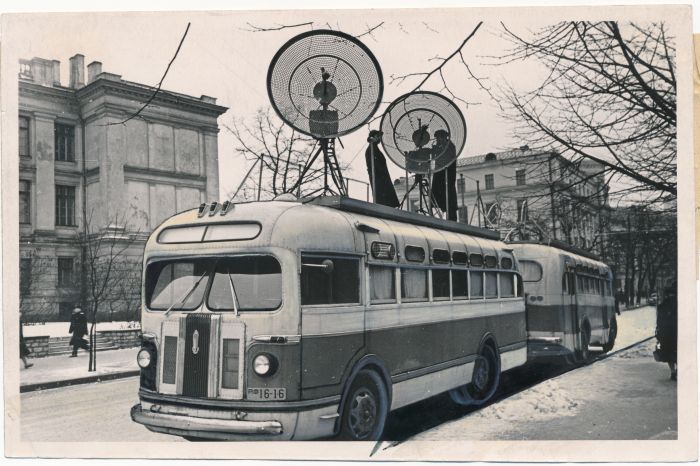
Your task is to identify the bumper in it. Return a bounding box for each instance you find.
[131,403,283,436]
[131,398,340,441]
[528,339,573,359]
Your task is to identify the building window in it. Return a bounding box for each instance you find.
[55,185,76,226]
[54,123,75,162]
[516,169,526,186]
[517,199,529,222]
[20,258,31,297]
[57,257,74,288]
[484,174,494,190]
[457,177,466,194]
[19,116,30,157]
[19,180,30,224]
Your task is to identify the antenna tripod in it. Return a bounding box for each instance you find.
[291,138,347,197]
[401,172,442,218]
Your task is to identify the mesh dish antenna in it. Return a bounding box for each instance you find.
[267,30,383,197]
[379,91,466,174]
[379,91,466,217]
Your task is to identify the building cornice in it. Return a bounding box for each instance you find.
[76,78,228,119]
[123,164,207,189]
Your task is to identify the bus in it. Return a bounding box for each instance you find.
[509,241,617,364]
[130,196,528,441]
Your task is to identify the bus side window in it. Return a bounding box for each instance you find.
[568,273,576,296]
[432,269,451,300]
[485,271,498,299]
[401,268,428,302]
[500,272,515,298]
[452,269,468,299]
[562,273,568,294]
[470,271,484,299]
[369,266,396,304]
[301,255,360,306]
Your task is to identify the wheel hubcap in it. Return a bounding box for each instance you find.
[348,388,377,439]
[473,358,490,392]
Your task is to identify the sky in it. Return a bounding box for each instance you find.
[1,5,689,201]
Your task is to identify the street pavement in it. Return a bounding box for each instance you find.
[20,347,139,392]
[20,305,666,443]
[381,305,675,448]
[20,377,182,442]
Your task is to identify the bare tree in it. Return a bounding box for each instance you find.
[78,210,141,371]
[19,249,64,322]
[495,21,676,200]
[226,108,335,200]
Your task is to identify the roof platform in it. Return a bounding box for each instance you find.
[309,196,501,241]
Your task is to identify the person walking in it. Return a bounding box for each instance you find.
[69,307,89,357]
[654,283,677,380]
[19,315,33,369]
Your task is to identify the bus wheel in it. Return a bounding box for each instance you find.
[338,370,388,441]
[602,317,618,353]
[576,325,592,364]
[449,344,500,407]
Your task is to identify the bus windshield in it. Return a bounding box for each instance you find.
[146,256,283,312]
[208,256,282,311]
[147,259,213,310]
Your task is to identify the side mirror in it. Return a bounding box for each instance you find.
[302,259,334,275]
[321,259,334,274]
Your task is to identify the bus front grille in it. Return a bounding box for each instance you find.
[182,314,212,398]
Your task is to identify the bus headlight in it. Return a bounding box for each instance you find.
[253,353,277,377]
[137,349,153,369]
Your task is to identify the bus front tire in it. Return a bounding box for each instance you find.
[449,343,501,407]
[337,369,389,441]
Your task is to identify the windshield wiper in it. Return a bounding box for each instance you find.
[227,272,240,317]
[164,271,208,317]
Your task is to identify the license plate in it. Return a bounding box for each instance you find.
[247,387,286,401]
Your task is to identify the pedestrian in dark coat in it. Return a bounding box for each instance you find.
[69,307,89,357]
[430,130,458,221]
[19,314,33,369]
[365,130,400,208]
[655,283,677,380]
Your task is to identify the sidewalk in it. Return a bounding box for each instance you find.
[20,347,140,393]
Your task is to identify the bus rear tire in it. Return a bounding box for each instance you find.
[449,343,500,407]
[602,317,617,353]
[337,369,388,441]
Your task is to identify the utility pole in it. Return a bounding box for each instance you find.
[459,173,466,224]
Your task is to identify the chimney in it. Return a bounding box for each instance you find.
[69,54,85,89]
[87,61,102,84]
[51,60,61,86]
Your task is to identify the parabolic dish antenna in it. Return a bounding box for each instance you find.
[266,29,383,197]
[267,29,383,140]
[379,91,466,175]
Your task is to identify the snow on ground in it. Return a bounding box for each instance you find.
[23,321,140,337]
[471,378,580,423]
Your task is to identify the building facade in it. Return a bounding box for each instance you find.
[395,147,610,256]
[19,54,227,322]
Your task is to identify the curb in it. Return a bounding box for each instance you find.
[20,370,140,393]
